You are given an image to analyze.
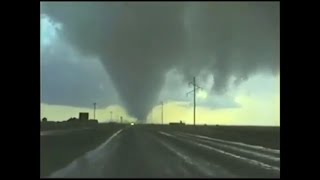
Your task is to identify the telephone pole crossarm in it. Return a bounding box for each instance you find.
[186,87,202,97]
[186,90,194,97]
[186,76,203,126]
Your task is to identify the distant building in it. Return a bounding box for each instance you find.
[79,112,89,121]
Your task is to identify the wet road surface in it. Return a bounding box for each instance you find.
[41,128,92,136]
[48,125,280,178]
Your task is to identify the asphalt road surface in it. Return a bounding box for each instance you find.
[41,127,92,136]
[48,125,280,178]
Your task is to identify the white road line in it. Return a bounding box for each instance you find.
[175,132,280,162]
[178,132,280,154]
[159,131,176,138]
[191,140,280,172]
[160,131,280,172]
[159,138,195,165]
[87,129,123,156]
[158,131,234,177]
[49,128,124,178]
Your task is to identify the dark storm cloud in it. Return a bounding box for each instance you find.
[159,69,240,110]
[41,2,279,121]
[41,40,121,109]
[180,2,280,94]
[41,2,187,120]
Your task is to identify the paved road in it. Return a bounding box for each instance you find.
[48,125,280,178]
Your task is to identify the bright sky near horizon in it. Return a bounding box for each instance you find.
[40,4,280,126]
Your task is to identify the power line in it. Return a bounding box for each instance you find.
[186,77,202,126]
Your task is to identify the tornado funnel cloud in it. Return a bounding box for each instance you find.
[41,2,279,121]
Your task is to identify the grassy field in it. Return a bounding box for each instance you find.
[145,124,280,149]
[40,123,127,177]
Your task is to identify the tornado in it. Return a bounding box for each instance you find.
[41,2,279,121]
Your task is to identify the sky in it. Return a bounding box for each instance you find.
[40,2,280,126]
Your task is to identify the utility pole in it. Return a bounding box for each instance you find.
[186,76,202,126]
[93,102,96,120]
[193,77,196,126]
[161,101,164,125]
